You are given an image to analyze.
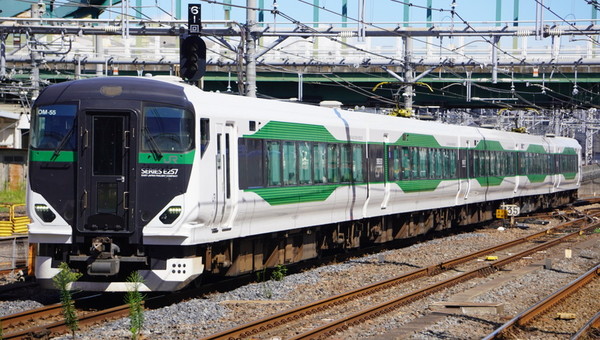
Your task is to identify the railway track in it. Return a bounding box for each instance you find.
[0,272,257,339]
[201,214,600,340]
[484,263,600,340]
[1,206,597,339]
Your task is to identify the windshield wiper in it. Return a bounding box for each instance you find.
[50,125,76,161]
[144,127,163,161]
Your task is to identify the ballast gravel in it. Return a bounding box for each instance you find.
[9,215,600,340]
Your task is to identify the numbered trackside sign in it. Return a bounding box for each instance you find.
[188,4,201,34]
[501,204,520,217]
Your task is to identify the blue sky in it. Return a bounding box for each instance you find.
[129,1,598,26]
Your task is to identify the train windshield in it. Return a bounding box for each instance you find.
[142,105,194,153]
[31,104,77,150]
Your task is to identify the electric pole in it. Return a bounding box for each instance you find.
[246,0,257,97]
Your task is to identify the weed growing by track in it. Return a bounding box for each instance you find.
[53,262,82,338]
[270,264,288,281]
[256,265,288,298]
[125,271,145,340]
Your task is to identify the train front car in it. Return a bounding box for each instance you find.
[28,77,203,291]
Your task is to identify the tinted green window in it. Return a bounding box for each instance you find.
[401,147,411,179]
[340,144,352,183]
[299,141,312,185]
[448,149,457,178]
[411,147,419,179]
[266,141,281,186]
[283,141,297,185]
[473,151,480,177]
[327,144,339,183]
[419,148,428,179]
[353,145,364,182]
[313,143,327,184]
[389,146,400,181]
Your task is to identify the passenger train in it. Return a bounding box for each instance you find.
[27,76,580,291]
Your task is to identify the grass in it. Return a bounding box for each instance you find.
[0,186,26,215]
[0,186,25,204]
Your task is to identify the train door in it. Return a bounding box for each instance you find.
[76,112,135,236]
[456,141,471,203]
[213,122,235,228]
[381,134,391,209]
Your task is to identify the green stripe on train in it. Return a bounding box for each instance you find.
[244,121,340,143]
[30,150,196,164]
[138,151,195,164]
[396,179,443,192]
[245,184,340,205]
[30,150,76,162]
[390,133,443,148]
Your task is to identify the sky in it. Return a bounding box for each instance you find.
[115,0,598,27]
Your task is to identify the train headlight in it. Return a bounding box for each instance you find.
[159,206,182,224]
[34,204,56,222]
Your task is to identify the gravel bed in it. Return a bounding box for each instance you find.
[13,217,599,340]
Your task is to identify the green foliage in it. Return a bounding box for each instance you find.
[0,183,25,204]
[52,262,82,338]
[270,264,288,281]
[125,272,145,340]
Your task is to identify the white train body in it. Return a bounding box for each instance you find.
[28,77,580,291]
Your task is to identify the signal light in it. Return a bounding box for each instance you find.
[180,35,206,82]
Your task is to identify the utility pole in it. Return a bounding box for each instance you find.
[403,36,413,115]
[31,2,45,100]
[246,0,257,97]
[1,34,5,79]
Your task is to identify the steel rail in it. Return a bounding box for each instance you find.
[2,304,131,340]
[483,263,600,340]
[202,215,594,340]
[0,303,64,331]
[290,223,600,340]
[571,311,600,340]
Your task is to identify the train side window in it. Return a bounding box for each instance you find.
[327,144,340,183]
[481,151,489,177]
[340,144,352,183]
[433,149,443,179]
[389,146,400,181]
[266,141,281,186]
[200,118,209,157]
[238,138,264,189]
[312,143,327,183]
[282,141,297,186]
[489,152,496,176]
[313,143,327,184]
[401,147,411,180]
[353,145,364,182]
[472,151,479,177]
[419,148,428,179]
[449,149,457,178]
[440,149,447,178]
[428,148,435,179]
[410,147,419,179]
[299,141,312,185]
